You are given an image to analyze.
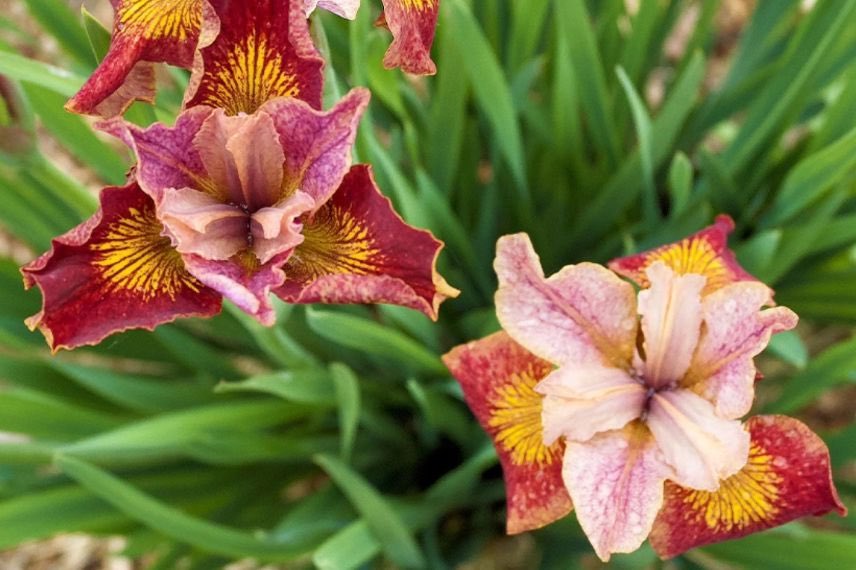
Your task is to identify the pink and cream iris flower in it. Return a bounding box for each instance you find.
[445,222,845,560]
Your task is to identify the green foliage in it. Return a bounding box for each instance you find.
[0,0,854,568]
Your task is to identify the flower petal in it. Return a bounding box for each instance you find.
[647,390,750,491]
[378,0,439,75]
[305,0,361,20]
[563,423,671,561]
[186,0,325,113]
[276,165,458,319]
[686,282,798,418]
[157,187,247,259]
[181,250,291,326]
[262,88,370,209]
[536,365,645,444]
[67,0,216,116]
[21,183,221,350]
[494,233,638,368]
[650,415,847,559]
[251,191,315,265]
[637,262,706,389]
[609,215,763,296]
[442,332,573,534]
[99,106,217,203]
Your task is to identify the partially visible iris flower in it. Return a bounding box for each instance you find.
[444,218,845,561]
[23,0,457,351]
[305,0,440,75]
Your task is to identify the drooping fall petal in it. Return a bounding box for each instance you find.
[378,0,440,75]
[647,390,750,491]
[609,215,762,295]
[22,184,221,350]
[277,165,458,319]
[563,422,672,562]
[442,331,573,534]
[185,0,325,113]
[650,415,847,558]
[685,282,798,418]
[494,233,638,368]
[67,0,217,116]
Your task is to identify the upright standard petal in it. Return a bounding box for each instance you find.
[563,423,672,561]
[637,262,706,389]
[263,89,370,208]
[277,165,458,319]
[22,184,221,350]
[494,233,638,368]
[609,215,762,295]
[442,332,573,534]
[185,0,325,113]
[686,282,798,418]
[67,0,217,116]
[379,0,440,75]
[650,415,847,558]
[647,390,750,491]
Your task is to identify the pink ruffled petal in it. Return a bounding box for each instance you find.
[686,282,798,418]
[536,365,645,444]
[158,187,247,260]
[494,233,638,368]
[637,262,706,389]
[262,88,370,209]
[563,423,671,561]
[647,390,750,491]
[250,191,315,264]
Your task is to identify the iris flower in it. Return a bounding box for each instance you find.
[23,0,456,351]
[444,218,845,560]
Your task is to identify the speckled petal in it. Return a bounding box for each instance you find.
[609,215,763,296]
[686,282,798,418]
[647,390,750,492]
[379,0,439,75]
[637,262,706,389]
[67,0,216,116]
[563,422,671,562]
[277,165,457,319]
[494,233,638,368]
[650,415,847,558]
[442,332,573,534]
[536,365,645,444]
[262,88,370,209]
[21,183,221,350]
[186,0,325,113]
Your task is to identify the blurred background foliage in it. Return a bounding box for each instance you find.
[0,0,854,568]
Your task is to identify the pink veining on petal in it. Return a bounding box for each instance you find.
[563,423,671,562]
[638,262,706,389]
[536,365,645,444]
[647,390,750,491]
[687,282,798,419]
[494,233,638,368]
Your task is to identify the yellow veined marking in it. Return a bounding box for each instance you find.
[645,237,728,290]
[118,0,201,41]
[681,444,782,531]
[288,206,380,280]
[488,364,561,467]
[400,0,436,11]
[202,34,300,115]
[91,206,201,301]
